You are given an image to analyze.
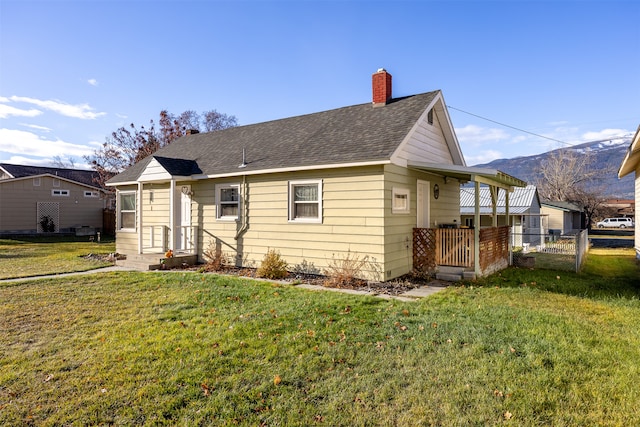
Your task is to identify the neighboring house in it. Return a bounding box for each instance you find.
[618,124,640,259]
[107,69,526,281]
[603,198,635,217]
[540,200,584,235]
[460,185,543,247]
[0,164,109,236]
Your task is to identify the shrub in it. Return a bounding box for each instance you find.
[323,251,370,288]
[256,249,289,280]
[202,240,229,272]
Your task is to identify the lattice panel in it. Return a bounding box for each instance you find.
[37,202,60,233]
[479,226,509,273]
[413,228,437,275]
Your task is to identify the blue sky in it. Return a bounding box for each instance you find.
[1,0,638,168]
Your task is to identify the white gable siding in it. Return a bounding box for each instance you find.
[391,106,454,167]
[139,158,172,182]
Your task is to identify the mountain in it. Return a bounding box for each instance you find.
[473,137,634,199]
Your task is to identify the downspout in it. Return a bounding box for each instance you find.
[235,175,248,240]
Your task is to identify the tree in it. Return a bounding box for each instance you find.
[52,155,76,168]
[535,148,602,201]
[567,188,606,230]
[84,109,237,188]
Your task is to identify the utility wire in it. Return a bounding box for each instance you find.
[446,105,631,147]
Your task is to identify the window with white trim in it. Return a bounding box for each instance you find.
[118,191,136,230]
[392,187,410,213]
[33,177,41,187]
[53,178,60,188]
[84,191,99,198]
[51,189,69,196]
[289,180,322,222]
[216,184,240,220]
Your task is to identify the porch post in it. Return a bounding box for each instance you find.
[169,179,176,251]
[505,189,511,264]
[137,182,143,254]
[490,185,498,227]
[474,181,481,276]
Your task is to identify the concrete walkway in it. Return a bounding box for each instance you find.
[0,266,448,301]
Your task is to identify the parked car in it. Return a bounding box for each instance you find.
[596,217,634,228]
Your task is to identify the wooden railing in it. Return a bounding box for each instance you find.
[413,226,510,276]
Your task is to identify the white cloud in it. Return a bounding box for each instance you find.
[581,128,629,142]
[0,128,95,158]
[8,96,106,119]
[88,79,98,86]
[20,123,52,132]
[455,125,510,144]
[0,104,43,119]
[464,150,504,165]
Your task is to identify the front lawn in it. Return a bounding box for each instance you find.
[1,249,639,425]
[0,237,115,279]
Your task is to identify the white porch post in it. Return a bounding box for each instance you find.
[137,182,143,254]
[169,179,176,251]
[505,189,511,264]
[474,181,481,276]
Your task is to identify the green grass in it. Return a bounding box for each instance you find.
[0,237,115,279]
[1,248,640,425]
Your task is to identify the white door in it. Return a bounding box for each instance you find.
[177,186,192,252]
[417,180,430,228]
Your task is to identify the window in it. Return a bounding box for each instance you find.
[289,180,322,222]
[53,178,60,188]
[33,177,41,187]
[84,191,99,198]
[216,184,240,220]
[51,189,69,196]
[427,108,434,125]
[392,187,410,213]
[119,191,136,230]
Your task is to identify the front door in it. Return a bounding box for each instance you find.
[417,180,430,228]
[177,186,192,252]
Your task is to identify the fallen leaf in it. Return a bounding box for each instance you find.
[44,374,53,382]
[201,382,211,396]
[504,411,513,420]
[274,375,282,386]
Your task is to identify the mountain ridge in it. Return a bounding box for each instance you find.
[472,137,634,199]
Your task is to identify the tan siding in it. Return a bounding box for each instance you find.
[383,164,461,279]
[0,176,104,233]
[541,206,564,231]
[139,159,172,181]
[190,167,387,280]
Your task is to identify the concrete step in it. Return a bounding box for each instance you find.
[436,272,463,282]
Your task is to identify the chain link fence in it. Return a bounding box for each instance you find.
[511,230,589,272]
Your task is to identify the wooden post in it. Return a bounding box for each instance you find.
[474,181,481,276]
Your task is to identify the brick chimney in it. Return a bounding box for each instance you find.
[185,129,199,135]
[372,68,392,106]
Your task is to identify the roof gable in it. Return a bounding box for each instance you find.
[107,91,440,185]
[0,163,101,188]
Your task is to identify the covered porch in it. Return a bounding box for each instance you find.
[408,162,527,278]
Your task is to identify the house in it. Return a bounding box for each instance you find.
[106,69,526,281]
[0,164,110,236]
[460,184,543,248]
[617,124,640,259]
[602,198,635,217]
[540,200,584,235]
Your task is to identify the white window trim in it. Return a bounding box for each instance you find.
[118,190,137,231]
[392,187,410,214]
[216,183,240,221]
[51,189,70,197]
[288,179,323,223]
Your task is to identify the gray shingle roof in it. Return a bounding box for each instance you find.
[107,92,439,185]
[0,163,102,188]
